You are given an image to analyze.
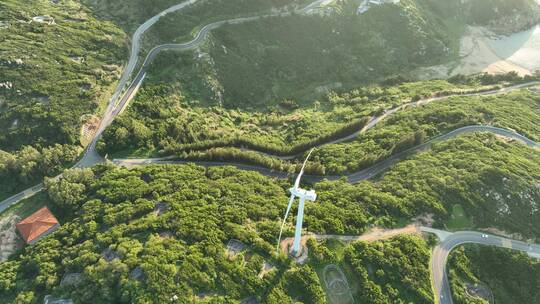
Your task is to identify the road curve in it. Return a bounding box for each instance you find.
[424,228,540,304]
[0,0,330,213]
[114,125,540,183]
[109,0,200,108]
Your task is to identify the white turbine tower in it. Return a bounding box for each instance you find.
[277,149,317,257]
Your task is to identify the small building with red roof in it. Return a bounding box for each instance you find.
[16,207,60,245]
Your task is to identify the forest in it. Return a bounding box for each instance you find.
[1,132,540,302]
[0,145,81,201]
[308,235,434,303]
[448,244,540,304]
[0,0,126,151]
[98,73,530,154]
[138,0,540,107]
[98,74,540,177]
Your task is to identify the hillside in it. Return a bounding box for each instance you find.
[449,245,540,304]
[83,0,310,34]
[0,0,126,150]
[143,0,540,107]
[2,132,539,302]
[0,0,126,200]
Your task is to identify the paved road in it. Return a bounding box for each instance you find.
[422,228,540,304]
[0,0,331,214]
[175,81,540,161]
[115,125,540,183]
[1,0,539,214]
[109,0,200,108]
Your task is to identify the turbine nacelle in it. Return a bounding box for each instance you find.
[289,187,317,201]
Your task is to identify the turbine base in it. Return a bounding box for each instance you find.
[288,244,308,264]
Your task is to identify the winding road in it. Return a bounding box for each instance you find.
[421,227,540,304]
[115,125,540,183]
[1,0,539,219]
[1,2,540,303]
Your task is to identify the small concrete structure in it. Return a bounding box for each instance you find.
[129,266,145,281]
[101,248,120,262]
[16,207,60,245]
[60,273,83,287]
[323,264,354,304]
[154,202,169,216]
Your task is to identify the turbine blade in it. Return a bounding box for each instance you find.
[294,149,314,189]
[277,194,296,251]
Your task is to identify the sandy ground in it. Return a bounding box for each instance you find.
[80,114,101,147]
[454,27,532,76]
[279,224,421,255]
[415,26,532,80]
[0,215,23,262]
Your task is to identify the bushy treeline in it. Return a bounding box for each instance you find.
[449,245,540,304]
[166,117,372,157]
[313,88,540,174]
[97,81,378,157]
[344,235,433,303]
[0,164,327,303]
[1,132,539,302]
[103,81,540,177]
[99,75,537,166]
[0,0,126,151]
[177,147,327,175]
[0,144,81,199]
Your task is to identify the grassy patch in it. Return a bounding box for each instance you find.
[0,192,49,222]
[446,204,473,230]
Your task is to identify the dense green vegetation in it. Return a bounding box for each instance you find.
[0,144,81,200]
[99,73,532,157]
[308,235,434,303]
[0,0,126,199]
[2,132,539,302]
[465,0,540,34]
[0,0,126,150]
[84,0,309,34]
[449,244,540,304]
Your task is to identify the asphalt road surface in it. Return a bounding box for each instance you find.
[427,229,540,304]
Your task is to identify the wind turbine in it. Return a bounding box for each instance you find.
[277,149,317,257]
